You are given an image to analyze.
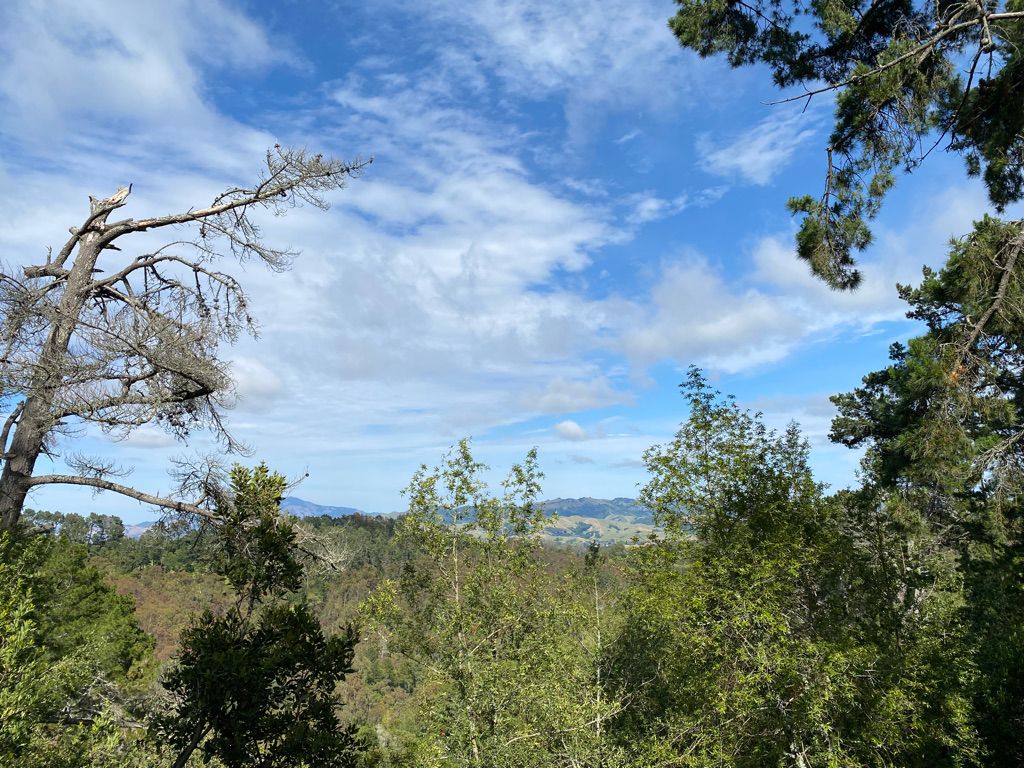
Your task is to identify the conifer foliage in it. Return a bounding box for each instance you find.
[669,0,1024,288]
[613,370,980,766]
[157,464,360,768]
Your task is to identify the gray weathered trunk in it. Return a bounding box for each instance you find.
[0,151,365,532]
[0,219,107,532]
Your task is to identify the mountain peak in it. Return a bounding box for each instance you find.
[280,497,368,518]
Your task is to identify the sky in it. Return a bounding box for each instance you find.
[0,0,1003,522]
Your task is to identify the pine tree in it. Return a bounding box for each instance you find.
[668,0,1024,287]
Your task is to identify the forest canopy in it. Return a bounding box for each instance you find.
[2,1,1023,766]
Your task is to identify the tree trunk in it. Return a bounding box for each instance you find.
[0,227,105,532]
[0,401,50,530]
[171,723,209,768]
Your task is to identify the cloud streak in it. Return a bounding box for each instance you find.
[697,109,823,186]
[0,0,994,518]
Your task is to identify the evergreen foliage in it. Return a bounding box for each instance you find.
[156,463,360,768]
[615,372,871,766]
[0,533,158,767]
[831,220,1024,765]
[668,0,1024,287]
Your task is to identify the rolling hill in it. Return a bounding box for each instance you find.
[122,496,656,545]
[282,495,655,544]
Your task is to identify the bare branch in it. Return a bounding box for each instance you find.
[106,151,370,240]
[0,147,367,531]
[0,401,24,455]
[26,473,214,519]
[65,452,132,480]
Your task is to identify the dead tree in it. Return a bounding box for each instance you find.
[0,147,369,532]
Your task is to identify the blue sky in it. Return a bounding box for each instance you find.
[0,0,1000,521]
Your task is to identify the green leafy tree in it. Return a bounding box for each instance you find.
[0,533,159,767]
[101,517,217,573]
[28,536,154,680]
[157,463,360,768]
[365,440,623,768]
[164,602,357,768]
[22,509,126,546]
[832,218,1024,764]
[86,513,126,545]
[0,536,55,760]
[613,369,979,766]
[668,0,1024,287]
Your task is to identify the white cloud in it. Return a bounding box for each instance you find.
[697,109,823,186]
[220,74,630,414]
[611,458,645,469]
[412,0,683,98]
[0,39,640,504]
[4,0,1004,521]
[618,258,805,372]
[527,377,634,414]
[745,393,838,441]
[554,420,588,441]
[626,192,692,225]
[0,0,284,172]
[749,181,1007,327]
[561,177,608,198]
[107,428,176,450]
[613,178,1005,377]
[624,187,726,226]
[231,357,286,409]
[391,0,720,144]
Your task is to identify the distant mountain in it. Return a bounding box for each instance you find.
[280,497,370,518]
[539,497,653,525]
[538,497,654,545]
[125,521,156,539]
[436,497,655,545]
[116,497,655,546]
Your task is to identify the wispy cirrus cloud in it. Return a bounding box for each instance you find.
[403,0,686,101]
[697,109,824,186]
[1,0,996,519]
[385,0,718,143]
[0,0,290,170]
[624,187,726,225]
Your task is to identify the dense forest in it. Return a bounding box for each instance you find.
[4,356,1024,765]
[3,0,1024,765]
